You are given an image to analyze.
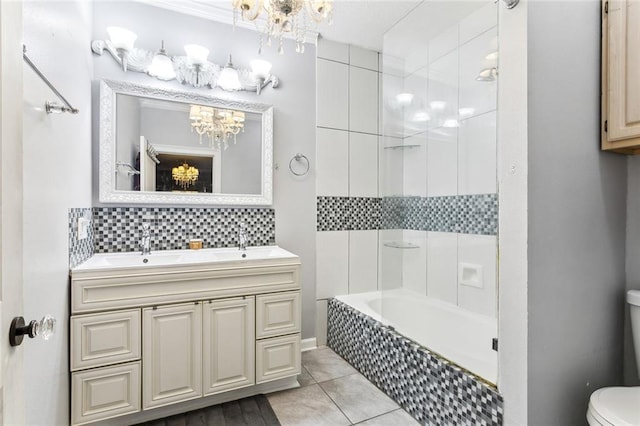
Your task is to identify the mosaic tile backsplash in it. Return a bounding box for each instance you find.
[69,208,94,268]
[318,194,498,235]
[69,207,275,266]
[327,298,503,426]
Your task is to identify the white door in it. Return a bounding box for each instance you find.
[140,136,157,191]
[0,1,25,423]
[142,302,202,409]
[203,296,255,395]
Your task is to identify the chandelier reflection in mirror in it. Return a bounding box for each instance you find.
[91,28,278,94]
[189,105,246,150]
[232,0,333,54]
[172,163,199,190]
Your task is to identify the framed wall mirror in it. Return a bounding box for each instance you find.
[98,80,273,205]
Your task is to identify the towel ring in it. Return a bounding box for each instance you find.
[289,153,310,176]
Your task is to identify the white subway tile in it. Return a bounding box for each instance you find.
[458,111,497,195]
[459,27,497,118]
[427,49,458,130]
[403,133,427,197]
[426,231,458,304]
[350,67,379,134]
[349,230,379,294]
[350,46,379,71]
[427,127,458,197]
[316,231,349,299]
[379,229,404,290]
[457,234,497,317]
[459,1,498,45]
[318,58,349,130]
[428,24,458,64]
[349,133,378,197]
[402,230,427,296]
[317,39,349,63]
[317,128,349,196]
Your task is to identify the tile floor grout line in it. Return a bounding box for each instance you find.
[316,376,358,425]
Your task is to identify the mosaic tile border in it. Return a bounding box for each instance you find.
[92,207,275,253]
[317,197,381,231]
[318,194,498,235]
[327,298,503,426]
[69,208,94,268]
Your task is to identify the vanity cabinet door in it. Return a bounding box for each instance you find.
[602,0,640,152]
[203,296,255,395]
[142,303,202,409]
[256,291,301,339]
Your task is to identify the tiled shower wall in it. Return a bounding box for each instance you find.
[68,207,275,268]
[315,2,499,342]
[384,2,499,317]
[315,40,382,344]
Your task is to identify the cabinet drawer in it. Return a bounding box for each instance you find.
[71,361,141,426]
[71,309,141,371]
[256,291,301,339]
[256,334,301,384]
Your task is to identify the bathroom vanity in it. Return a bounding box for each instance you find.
[69,246,301,425]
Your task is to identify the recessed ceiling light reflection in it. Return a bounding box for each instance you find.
[430,100,446,110]
[459,107,475,118]
[485,51,498,60]
[412,111,431,122]
[443,119,459,128]
[395,93,414,106]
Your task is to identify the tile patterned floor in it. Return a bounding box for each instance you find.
[267,347,419,426]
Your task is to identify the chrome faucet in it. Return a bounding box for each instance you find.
[238,222,248,251]
[141,223,151,255]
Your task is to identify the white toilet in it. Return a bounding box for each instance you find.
[587,290,640,426]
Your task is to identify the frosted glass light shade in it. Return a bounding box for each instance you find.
[184,44,209,65]
[148,53,175,80]
[107,27,137,51]
[250,59,272,80]
[218,66,241,91]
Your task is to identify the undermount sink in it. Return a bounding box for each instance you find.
[73,246,298,273]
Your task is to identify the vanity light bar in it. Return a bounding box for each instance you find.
[91,29,279,95]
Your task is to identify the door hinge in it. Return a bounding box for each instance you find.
[605,1,608,13]
[604,120,608,132]
[492,338,498,352]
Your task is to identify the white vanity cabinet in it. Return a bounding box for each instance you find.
[142,302,203,409]
[70,250,301,426]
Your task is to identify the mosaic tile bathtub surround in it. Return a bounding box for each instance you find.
[318,194,498,235]
[92,207,275,253]
[327,299,503,425]
[69,208,94,268]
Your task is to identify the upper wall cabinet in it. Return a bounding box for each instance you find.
[602,0,640,153]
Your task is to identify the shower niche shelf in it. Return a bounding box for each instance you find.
[383,241,420,249]
[383,144,420,150]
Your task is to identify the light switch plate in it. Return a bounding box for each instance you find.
[77,218,89,240]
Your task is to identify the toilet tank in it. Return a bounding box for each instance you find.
[628,290,640,375]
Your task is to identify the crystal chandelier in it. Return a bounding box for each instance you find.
[189,105,246,150]
[232,0,333,54]
[172,162,199,189]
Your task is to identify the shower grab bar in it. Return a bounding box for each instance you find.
[23,45,79,114]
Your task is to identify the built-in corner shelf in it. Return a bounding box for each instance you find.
[384,144,420,150]
[383,241,420,249]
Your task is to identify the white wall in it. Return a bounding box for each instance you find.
[315,40,381,345]
[625,157,640,386]
[527,1,627,424]
[22,1,94,424]
[92,2,317,339]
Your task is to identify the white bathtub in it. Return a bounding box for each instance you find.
[336,289,498,384]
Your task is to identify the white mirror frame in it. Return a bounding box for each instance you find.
[99,80,273,205]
